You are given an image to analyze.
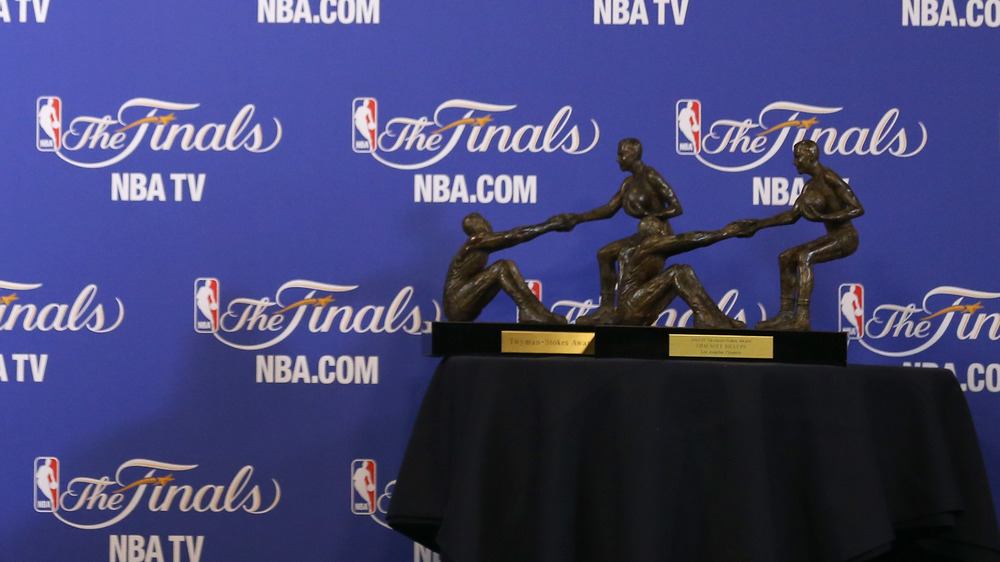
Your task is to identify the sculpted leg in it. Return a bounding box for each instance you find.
[783,232,857,330]
[756,247,805,330]
[579,233,647,324]
[596,241,621,305]
[497,260,566,324]
[615,269,679,326]
[673,265,745,330]
[577,240,626,324]
[786,256,816,330]
[757,231,857,331]
[443,271,503,322]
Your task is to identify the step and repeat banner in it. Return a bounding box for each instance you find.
[1,1,999,560]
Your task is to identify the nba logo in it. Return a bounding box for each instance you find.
[36,96,62,151]
[838,283,864,340]
[526,280,542,302]
[675,99,701,155]
[34,457,59,512]
[515,280,543,322]
[351,459,377,515]
[194,278,220,333]
[352,97,377,153]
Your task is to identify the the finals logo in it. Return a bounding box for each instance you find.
[34,458,280,530]
[841,285,1000,357]
[36,96,283,169]
[352,98,600,170]
[0,280,124,333]
[194,278,440,350]
[674,99,927,172]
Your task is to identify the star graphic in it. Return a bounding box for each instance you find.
[156,113,177,126]
[156,475,175,487]
[1,293,17,306]
[474,115,493,127]
[963,302,984,315]
[923,301,987,321]
[797,116,818,129]
[315,295,334,307]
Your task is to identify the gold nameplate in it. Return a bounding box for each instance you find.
[669,333,774,359]
[501,331,596,355]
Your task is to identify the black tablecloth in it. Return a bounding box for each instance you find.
[388,357,1000,561]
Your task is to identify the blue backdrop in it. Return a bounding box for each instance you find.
[2,1,999,560]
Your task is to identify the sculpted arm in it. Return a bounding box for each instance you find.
[817,171,864,221]
[570,182,624,224]
[753,208,801,230]
[640,227,733,257]
[646,169,683,220]
[473,219,565,253]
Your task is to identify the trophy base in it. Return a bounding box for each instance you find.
[425,322,847,366]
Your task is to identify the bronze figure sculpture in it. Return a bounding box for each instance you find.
[748,140,864,331]
[439,137,861,335]
[443,212,573,324]
[576,217,752,328]
[567,138,683,323]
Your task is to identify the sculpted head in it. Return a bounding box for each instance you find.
[638,216,669,238]
[462,212,491,235]
[617,138,643,171]
[793,139,820,173]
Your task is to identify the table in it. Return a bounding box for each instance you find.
[387,357,1000,561]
